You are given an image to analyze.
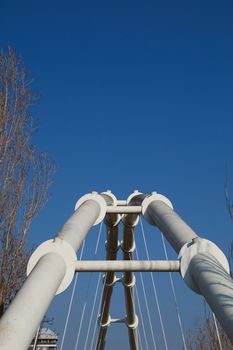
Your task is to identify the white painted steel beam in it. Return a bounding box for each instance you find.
[0,194,106,350]
[106,206,142,214]
[96,191,120,350]
[116,200,127,206]
[0,254,66,350]
[142,194,197,254]
[122,192,147,350]
[142,193,233,344]
[189,253,233,343]
[75,260,180,272]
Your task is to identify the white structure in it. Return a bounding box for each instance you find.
[29,328,58,350]
[0,191,232,350]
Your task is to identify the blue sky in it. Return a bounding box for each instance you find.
[1,0,233,348]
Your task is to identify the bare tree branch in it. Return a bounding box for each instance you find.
[0,47,55,316]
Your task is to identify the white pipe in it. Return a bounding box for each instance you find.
[58,199,101,251]
[106,206,142,214]
[142,197,197,253]
[0,195,105,350]
[117,200,127,206]
[0,253,66,350]
[96,195,120,350]
[122,192,147,350]
[189,253,233,343]
[142,193,233,345]
[75,260,180,272]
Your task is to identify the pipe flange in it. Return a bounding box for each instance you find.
[142,193,173,225]
[27,238,77,295]
[98,314,111,328]
[126,315,139,329]
[126,191,147,206]
[178,237,230,294]
[101,191,121,226]
[120,240,136,253]
[122,274,136,287]
[105,215,122,227]
[121,216,139,227]
[75,192,107,226]
[101,190,117,206]
[121,191,145,227]
[105,275,121,287]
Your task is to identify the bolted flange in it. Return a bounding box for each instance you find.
[142,192,173,225]
[178,237,230,294]
[75,192,107,225]
[27,238,77,295]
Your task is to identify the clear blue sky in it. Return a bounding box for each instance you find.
[1,0,233,349]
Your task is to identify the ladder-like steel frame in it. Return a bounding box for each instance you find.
[0,190,232,350]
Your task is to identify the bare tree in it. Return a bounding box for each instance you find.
[185,311,233,350]
[0,47,55,316]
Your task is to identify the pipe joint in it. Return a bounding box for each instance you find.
[75,192,107,225]
[104,275,122,287]
[126,315,139,329]
[178,237,230,294]
[120,240,136,253]
[101,191,121,226]
[98,314,111,328]
[110,318,126,324]
[122,274,136,287]
[105,240,121,253]
[126,191,146,206]
[122,215,139,227]
[27,238,76,295]
[142,192,173,225]
[121,191,146,227]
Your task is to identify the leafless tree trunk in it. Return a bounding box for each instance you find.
[0,47,55,316]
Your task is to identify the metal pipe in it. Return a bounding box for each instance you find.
[143,199,197,253]
[75,260,180,272]
[122,192,147,350]
[96,225,119,350]
[122,223,138,350]
[189,253,233,343]
[0,253,66,350]
[117,200,127,206]
[106,206,142,214]
[0,196,104,350]
[143,194,233,344]
[58,199,101,251]
[96,192,120,350]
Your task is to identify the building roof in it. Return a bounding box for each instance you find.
[38,328,58,339]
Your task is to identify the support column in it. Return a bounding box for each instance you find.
[142,193,233,344]
[122,192,146,350]
[0,193,106,350]
[189,253,233,342]
[96,191,121,350]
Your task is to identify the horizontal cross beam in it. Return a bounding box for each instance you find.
[106,206,142,214]
[75,260,180,272]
